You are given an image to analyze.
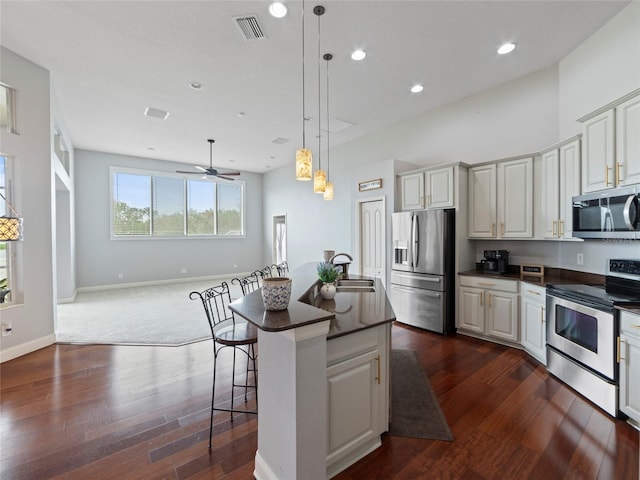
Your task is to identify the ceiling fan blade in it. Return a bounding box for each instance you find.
[218,171,241,176]
[176,170,203,174]
[216,175,236,181]
[195,165,207,172]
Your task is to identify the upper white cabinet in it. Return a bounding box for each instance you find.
[399,172,424,210]
[540,137,581,239]
[616,94,640,186]
[580,89,640,193]
[425,166,455,209]
[469,157,533,238]
[399,165,455,211]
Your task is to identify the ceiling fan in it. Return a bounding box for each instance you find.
[176,139,241,180]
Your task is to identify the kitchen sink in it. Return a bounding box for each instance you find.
[335,279,375,292]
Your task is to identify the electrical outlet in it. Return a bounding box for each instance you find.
[2,322,13,337]
[233,264,238,269]
[181,268,187,274]
[118,273,124,279]
[577,253,584,266]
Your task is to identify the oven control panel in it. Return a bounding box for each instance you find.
[609,259,640,276]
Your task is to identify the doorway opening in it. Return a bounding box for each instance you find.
[272,214,287,265]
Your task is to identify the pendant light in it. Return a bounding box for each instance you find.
[313,5,326,194]
[0,192,23,241]
[295,0,312,181]
[323,53,333,201]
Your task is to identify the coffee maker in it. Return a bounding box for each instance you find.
[481,250,509,274]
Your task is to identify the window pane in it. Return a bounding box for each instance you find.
[0,84,16,133]
[217,183,242,235]
[0,156,10,301]
[113,173,151,235]
[152,176,185,236]
[187,180,216,235]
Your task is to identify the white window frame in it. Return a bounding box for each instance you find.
[109,166,245,239]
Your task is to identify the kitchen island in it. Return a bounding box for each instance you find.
[229,263,395,479]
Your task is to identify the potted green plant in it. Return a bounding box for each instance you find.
[317,262,339,299]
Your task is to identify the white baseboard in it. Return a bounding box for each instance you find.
[76,273,251,293]
[57,290,77,304]
[0,333,56,363]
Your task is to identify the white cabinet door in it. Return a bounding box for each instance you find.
[541,149,560,239]
[326,349,379,465]
[486,291,519,343]
[520,293,546,364]
[400,173,424,210]
[582,109,615,193]
[619,335,640,426]
[498,157,533,238]
[616,94,640,186]
[458,287,485,333]
[468,164,497,238]
[425,166,454,209]
[559,139,581,239]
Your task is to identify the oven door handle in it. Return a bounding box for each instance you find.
[623,194,639,231]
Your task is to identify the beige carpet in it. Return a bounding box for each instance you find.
[56,278,245,346]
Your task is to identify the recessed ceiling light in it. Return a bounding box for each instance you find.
[410,84,424,94]
[269,2,287,18]
[188,81,203,90]
[351,49,366,61]
[497,42,516,55]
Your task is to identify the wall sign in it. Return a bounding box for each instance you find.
[358,178,382,192]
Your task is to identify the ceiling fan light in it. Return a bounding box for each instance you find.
[314,169,326,193]
[323,182,334,200]
[296,148,312,181]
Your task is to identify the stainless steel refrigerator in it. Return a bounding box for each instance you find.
[389,208,455,333]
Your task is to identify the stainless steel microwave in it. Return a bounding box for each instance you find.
[572,186,639,239]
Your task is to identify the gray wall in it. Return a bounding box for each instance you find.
[74,149,264,288]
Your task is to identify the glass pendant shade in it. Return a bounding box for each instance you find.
[313,169,326,193]
[0,216,23,241]
[295,148,312,181]
[323,181,334,200]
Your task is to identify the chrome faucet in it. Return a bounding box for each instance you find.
[328,253,353,277]
[328,252,353,264]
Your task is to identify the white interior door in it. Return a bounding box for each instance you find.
[272,215,287,264]
[359,198,385,283]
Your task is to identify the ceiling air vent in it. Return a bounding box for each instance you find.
[144,107,170,120]
[234,15,267,41]
[272,137,289,145]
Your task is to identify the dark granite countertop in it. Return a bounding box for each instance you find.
[617,304,640,315]
[229,263,395,340]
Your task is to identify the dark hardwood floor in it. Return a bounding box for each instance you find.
[1,323,637,479]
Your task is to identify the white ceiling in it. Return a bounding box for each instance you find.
[0,0,630,174]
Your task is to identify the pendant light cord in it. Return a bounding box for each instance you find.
[317,9,322,171]
[326,54,330,180]
[0,192,20,217]
[301,0,306,149]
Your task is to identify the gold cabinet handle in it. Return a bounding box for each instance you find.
[488,293,492,308]
[420,196,425,208]
[616,162,622,184]
[478,282,496,287]
[559,219,564,237]
[375,355,381,385]
[617,337,623,363]
[632,325,640,330]
[501,222,505,236]
[552,220,557,237]
[527,289,541,296]
[606,165,612,186]
[492,223,496,237]
[480,292,483,307]
[541,306,545,324]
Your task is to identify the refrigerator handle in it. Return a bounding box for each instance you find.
[412,214,418,268]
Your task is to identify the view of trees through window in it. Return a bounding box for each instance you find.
[112,169,243,237]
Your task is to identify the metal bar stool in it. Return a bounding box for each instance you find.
[272,261,289,277]
[190,282,258,450]
[231,271,262,295]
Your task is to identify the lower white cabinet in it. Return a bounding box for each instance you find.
[326,323,390,478]
[520,283,546,365]
[619,310,640,428]
[458,276,519,343]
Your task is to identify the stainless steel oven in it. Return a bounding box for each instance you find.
[546,259,640,418]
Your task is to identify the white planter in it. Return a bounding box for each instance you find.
[320,283,336,300]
